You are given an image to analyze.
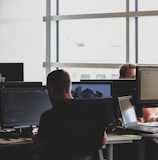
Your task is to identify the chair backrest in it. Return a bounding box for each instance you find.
[51,97,113,155]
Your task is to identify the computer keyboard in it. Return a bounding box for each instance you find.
[0,131,20,139]
[116,125,158,134]
[139,122,158,127]
[130,125,158,134]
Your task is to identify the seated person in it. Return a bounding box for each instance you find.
[32,69,107,160]
[119,63,136,79]
[143,107,158,122]
[119,63,158,122]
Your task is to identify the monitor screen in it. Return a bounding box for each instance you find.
[136,65,158,107]
[0,63,24,81]
[71,81,112,99]
[0,87,51,129]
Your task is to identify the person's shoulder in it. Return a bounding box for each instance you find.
[41,108,53,118]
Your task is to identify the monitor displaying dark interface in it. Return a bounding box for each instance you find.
[136,65,158,107]
[71,81,112,99]
[0,63,24,81]
[0,87,51,129]
[72,81,115,132]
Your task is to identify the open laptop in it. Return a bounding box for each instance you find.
[117,95,158,134]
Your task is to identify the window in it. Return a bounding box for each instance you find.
[58,19,126,63]
[58,0,126,14]
[138,16,158,64]
[44,0,158,82]
[1,0,158,83]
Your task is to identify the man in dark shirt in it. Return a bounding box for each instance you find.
[33,69,107,160]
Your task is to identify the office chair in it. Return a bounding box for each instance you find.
[40,97,113,160]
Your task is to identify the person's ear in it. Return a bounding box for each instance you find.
[48,87,54,97]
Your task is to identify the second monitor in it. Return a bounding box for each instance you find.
[71,81,112,99]
[80,79,138,125]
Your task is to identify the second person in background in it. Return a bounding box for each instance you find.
[119,63,158,122]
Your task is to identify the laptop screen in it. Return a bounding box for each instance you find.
[118,96,137,125]
[71,81,112,99]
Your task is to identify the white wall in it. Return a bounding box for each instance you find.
[0,0,46,82]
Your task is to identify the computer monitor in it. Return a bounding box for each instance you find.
[0,63,24,81]
[0,87,51,129]
[52,97,113,136]
[136,65,158,107]
[71,81,112,99]
[0,81,42,88]
[71,81,114,131]
[80,79,138,124]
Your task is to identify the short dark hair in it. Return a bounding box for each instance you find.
[119,63,136,78]
[47,69,71,93]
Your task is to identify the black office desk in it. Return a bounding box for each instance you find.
[104,133,141,160]
[138,133,158,160]
[0,138,33,160]
[1,134,157,160]
[1,135,140,160]
[106,132,158,160]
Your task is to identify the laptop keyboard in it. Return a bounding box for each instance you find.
[130,125,158,133]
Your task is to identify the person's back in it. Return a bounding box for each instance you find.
[38,98,111,160]
[33,69,108,160]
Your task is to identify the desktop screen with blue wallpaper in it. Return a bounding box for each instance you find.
[71,81,112,99]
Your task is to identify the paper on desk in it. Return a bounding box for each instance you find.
[107,133,141,143]
[122,134,141,139]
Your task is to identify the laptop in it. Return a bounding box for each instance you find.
[117,95,158,134]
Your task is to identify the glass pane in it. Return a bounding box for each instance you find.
[130,17,136,63]
[59,0,126,14]
[138,16,158,64]
[138,0,158,11]
[51,0,57,15]
[58,19,126,64]
[42,0,46,16]
[50,67,119,81]
[51,22,57,62]
[129,0,136,11]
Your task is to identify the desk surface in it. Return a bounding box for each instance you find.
[107,133,141,144]
[0,134,142,146]
[0,138,32,146]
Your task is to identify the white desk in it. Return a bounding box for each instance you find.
[104,133,141,160]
